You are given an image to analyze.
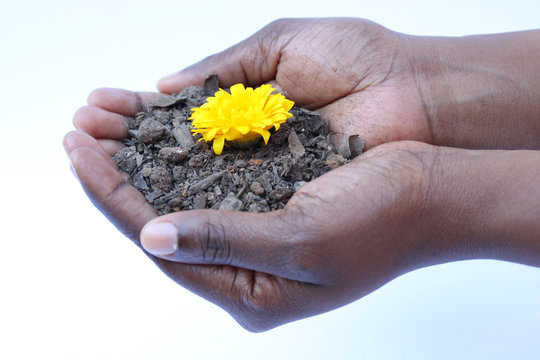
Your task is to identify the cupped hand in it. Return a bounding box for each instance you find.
[65,17,540,332]
[158,17,431,150]
[65,87,440,331]
[66,85,540,331]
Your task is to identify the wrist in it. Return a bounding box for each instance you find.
[417,147,540,268]
[405,31,540,149]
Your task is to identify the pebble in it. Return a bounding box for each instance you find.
[293,181,307,191]
[132,171,149,191]
[193,192,207,209]
[149,167,173,192]
[158,147,188,163]
[112,146,137,173]
[219,193,243,211]
[172,123,195,150]
[249,159,263,166]
[269,187,294,201]
[250,182,265,195]
[137,119,168,144]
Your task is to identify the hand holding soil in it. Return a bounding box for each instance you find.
[65,18,540,331]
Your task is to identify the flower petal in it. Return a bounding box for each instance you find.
[252,128,271,144]
[213,135,225,155]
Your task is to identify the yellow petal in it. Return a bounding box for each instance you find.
[253,128,271,144]
[213,135,225,155]
[236,126,250,134]
[205,127,220,141]
[230,83,246,96]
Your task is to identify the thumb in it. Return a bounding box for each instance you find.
[157,20,293,93]
[140,208,313,281]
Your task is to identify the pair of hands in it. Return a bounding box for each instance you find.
[64,18,540,331]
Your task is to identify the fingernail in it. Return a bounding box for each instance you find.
[141,222,178,256]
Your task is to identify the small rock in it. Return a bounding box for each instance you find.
[190,171,225,193]
[193,192,207,209]
[219,193,243,211]
[154,110,171,124]
[137,119,169,144]
[348,135,364,158]
[269,187,294,201]
[188,154,205,168]
[158,147,189,163]
[249,159,263,166]
[149,167,173,192]
[178,86,204,108]
[256,174,274,193]
[172,166,187,182]
[250,182,265,195]
[141,166,152,177]
[288,129,306,158]
[293,181,307,191]
[325,153,348,169]
[213,185,222,196]
[149,94,185,108]
[132,171,149,191]
[135,152,143,167]
[248,202,266,213]
[203,74,219,95]
[145,190,163,203]
[113,146,137,173]
[168,197,182,208]
[172,123,195,150]
[335,135,364,159]
[235,159,248,168]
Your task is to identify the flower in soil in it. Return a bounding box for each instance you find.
[189,83,294,155]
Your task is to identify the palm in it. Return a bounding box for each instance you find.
[274,19,430,149]
[159,18,431,149]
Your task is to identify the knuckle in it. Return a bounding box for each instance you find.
[274,207,329,282]
[194,217,233,264]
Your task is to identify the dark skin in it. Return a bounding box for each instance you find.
[64,18,540,332]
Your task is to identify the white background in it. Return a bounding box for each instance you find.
[1,0,539,359]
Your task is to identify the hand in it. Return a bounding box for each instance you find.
[65,87,540,331]
[159,18,540,150]
[66,99,540,332]
[65,97,436,331]
[158,17,432,150]
[65,17,540,331]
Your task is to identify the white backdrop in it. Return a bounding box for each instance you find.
[1,0,539,359]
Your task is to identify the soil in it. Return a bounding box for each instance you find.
[113,75,363,215]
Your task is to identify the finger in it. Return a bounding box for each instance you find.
[360,140,432,160]
[64,129,126,158]
[63,130,114,158]
[155,260,326,332]
[139,208,320,283]
[157,20,296,93]
[87,88,160,116]
[97,139,125,156]
[69,145,155,244]
[73,105,129,140]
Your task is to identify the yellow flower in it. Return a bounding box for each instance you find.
[189,83,294,155]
